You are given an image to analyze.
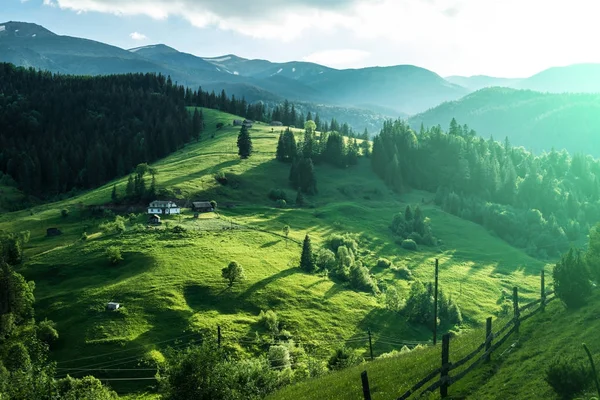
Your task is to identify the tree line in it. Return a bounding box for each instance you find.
[371,118,600,258]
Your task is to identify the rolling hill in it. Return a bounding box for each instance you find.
[409,87,600,156]
[1,109,549,396]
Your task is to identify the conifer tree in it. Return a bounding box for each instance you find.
[276,133,286,161]
[237,125,253,159]
[111,185,118,202]
[125,176,134,198]
[300,234,315,272]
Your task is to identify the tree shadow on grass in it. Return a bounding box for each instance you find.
[260,239,281,248]
[237,268,300,302]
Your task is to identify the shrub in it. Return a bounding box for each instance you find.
[81,232,88,241]
[259,310,279,335]
[376,258,392,269]
[276,199,287,208]
[553,248,592,309]
[401,239,418,251]
[327,346,362,371]
[172,225,187,234]
[268,189,288,201]
[385,286,403,312]
[393,266,413,280]
[545,356,592,399]
[408,232,423,243]
[5,343,31,372]
[216,122,224,129]
[37,319,59,347]
[106,246,123,265]
[221,261,245,287]
[210,200,217,210]
[61,209,69,218]
[214,171,228,185]
[349,262,378,293]
[316,248,336,271]
[268,345,291,370]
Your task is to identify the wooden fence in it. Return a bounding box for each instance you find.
[361,270,556,400]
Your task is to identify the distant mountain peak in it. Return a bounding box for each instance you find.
[128,44,178,54]
[0,21,56,38]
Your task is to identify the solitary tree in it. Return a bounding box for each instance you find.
[222,261,245,287]
[111,185,118,202]
[237,125,253,159]
[554,248,591,309]
[300,234,315,272]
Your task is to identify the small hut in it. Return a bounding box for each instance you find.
[192,201,214,213]
[107,302,120,311]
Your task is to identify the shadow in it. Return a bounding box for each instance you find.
[159,158,241,188]
[237,268,300,302]
[260,239,281,248]
[184,284,259,314]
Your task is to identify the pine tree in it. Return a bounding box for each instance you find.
[237,125,253,159]
[111,185,118,202]
[192,108,203,142]
[125,175,134,198]
[276,133,286,161]
[295,189,304,206]
[300,234,315,272]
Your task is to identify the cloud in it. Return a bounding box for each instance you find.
[129,31,147,40]
[442,6,460,18]
[303,49,370,68]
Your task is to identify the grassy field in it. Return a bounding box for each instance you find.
[269,291,600,400]
[0,109,551,396]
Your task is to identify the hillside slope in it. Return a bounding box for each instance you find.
[409,87,600,156]
[268,291,600,400]
[0,109,548,395]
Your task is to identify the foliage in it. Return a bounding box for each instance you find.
[316,248,336,271]
[385,286,403,312]
[259,310,279,335]
[349,262,378,293]
[327,346,363,371]
[393,266,413,280]
[553,248,592,309]
[57,376,118,399]
[300,235,316,273]
[391,205,435,246]
[36,319,59,347]
[289,157,317,195]
[401,239,418,251]
[222,261,245,287]
[545,356,592,399]
[237,125,253,159]
[275,128,297,163]
[105,246,123,265]
[269,189,288,202]
[99,216,126,235]
[376,258,392,269]
[585,223,600,283]
[404,281,462,327]
[214,171,228,185]
[268,345,291,370]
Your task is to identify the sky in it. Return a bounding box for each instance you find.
[4,0,600,77]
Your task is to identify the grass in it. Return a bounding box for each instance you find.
[0,109,551,395]
[268,292,600,400]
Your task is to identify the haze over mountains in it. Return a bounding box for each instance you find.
[3,20,600,154]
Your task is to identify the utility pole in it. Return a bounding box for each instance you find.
[433,258,439,345]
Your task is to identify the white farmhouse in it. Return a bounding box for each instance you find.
[147,200,181,215]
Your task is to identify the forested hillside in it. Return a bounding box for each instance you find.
[372,119,599,258]
[409,88,600,156]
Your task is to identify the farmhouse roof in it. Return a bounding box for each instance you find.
[193,201,213,208]
[149,200,177,208]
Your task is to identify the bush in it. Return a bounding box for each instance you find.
[553,248,592,309]
[385,286,403,312]
[545,356,592,399]
[214,171,228,185]
[401,239,418,251]
[172,225,187,234]
[316,249,336,271]
[327,346,362,371]
[268,345,291,370]
[259,310,279,335]
[349,262,378,293]
[376,258,392,269]
[276,199,287,208]
[216,122,224,129]
[37,319,59,347]
[210,200,217,210]
[61,209,69,218]
[81,232,88,241]
[5,343,31,372]
[268,189,288,202]
[393,266,413,280]
[106,246,123,265]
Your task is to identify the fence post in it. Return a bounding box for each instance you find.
[361,371,372,400]
[540,270,546,312]
[513,287,520,334]
[440,333,450,398]
[485,317,492,362]
[368,329,374,361]
[433,258,439,345]
[217,325,222,348]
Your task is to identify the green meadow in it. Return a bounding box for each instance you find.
[0,109,551,396]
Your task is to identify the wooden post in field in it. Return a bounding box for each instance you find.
[217,325,222,348]
[485,317,493,362]
[433,258,439,345]
[368,329,374,361]
[513,287,520,334]
[541,270,546,312]
[440,333,450,398]
[361,371,372,400]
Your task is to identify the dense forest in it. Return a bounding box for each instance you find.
[0,63,357,201]
[372,118,600,258]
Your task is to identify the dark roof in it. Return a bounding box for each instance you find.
[193,201,213,208]
[149,200,177,208]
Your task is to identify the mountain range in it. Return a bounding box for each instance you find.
[3,20,600,143]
